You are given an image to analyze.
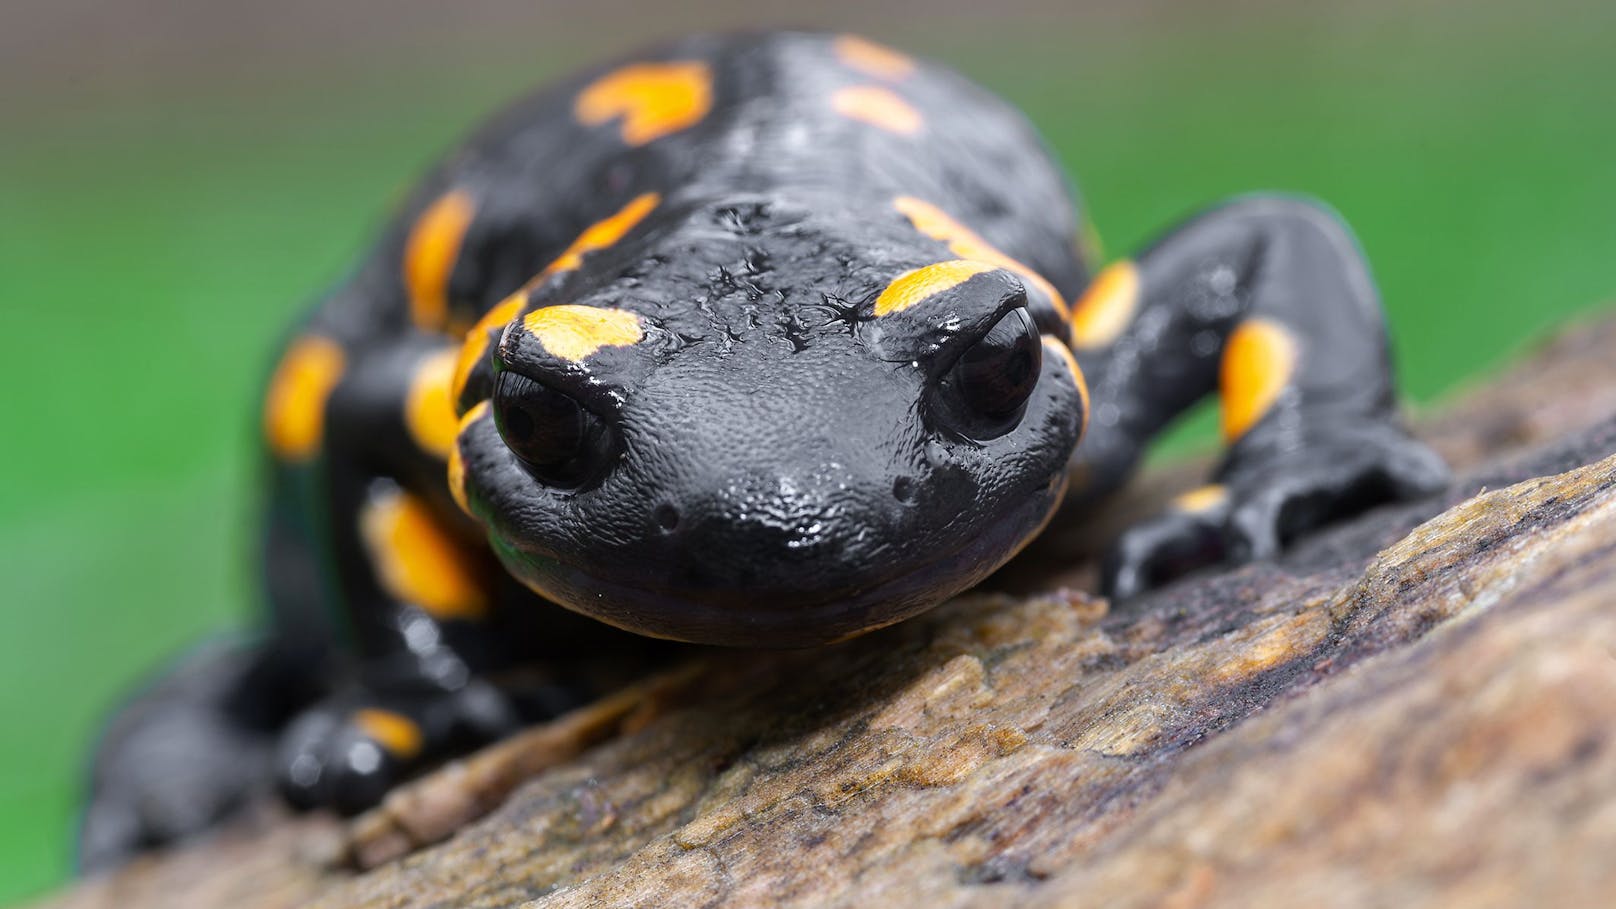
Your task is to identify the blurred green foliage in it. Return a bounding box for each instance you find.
[2,4,1612,901]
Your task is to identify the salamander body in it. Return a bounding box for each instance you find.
[79,30,1446,868]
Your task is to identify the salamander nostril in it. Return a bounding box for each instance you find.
[654,504,681,532]
[892,476,915,503]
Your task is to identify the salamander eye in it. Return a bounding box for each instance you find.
[492,372,613,488]
[940,307,1041,439]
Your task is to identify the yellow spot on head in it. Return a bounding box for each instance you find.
[264,335,346,461]
[1070,260,1140,350]
[359,486,487,621]
[1173,484,1229,514]
[405,348,460,460]
[447,400,490,517]
[404,190,476,333]
[452,294,526,408]
[894,196,1069,321]
[521,305,645,363]
[831,85,923,135]
[576,61,713,146]
[874,259,996,316]
[444,182,653,415]
[1041,336,1090,431]
[352,709,423,760]
[1220,318,1299,441]
[539,192,660,280]
[834,35,915,79]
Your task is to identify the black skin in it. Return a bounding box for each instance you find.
[78,30,1446,871]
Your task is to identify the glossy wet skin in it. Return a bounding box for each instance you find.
[453,195,1086,646]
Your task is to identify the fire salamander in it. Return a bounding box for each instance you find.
[80,30,1447,868]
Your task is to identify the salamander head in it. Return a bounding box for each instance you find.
[451,194,1085,646]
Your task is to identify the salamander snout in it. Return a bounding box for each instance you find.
[661,466,889,589]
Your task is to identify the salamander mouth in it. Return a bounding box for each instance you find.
[489,473,1065,648]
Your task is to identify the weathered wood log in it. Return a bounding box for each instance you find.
[35,312,1616,909]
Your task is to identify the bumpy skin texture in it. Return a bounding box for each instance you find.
[79,30,1446,870]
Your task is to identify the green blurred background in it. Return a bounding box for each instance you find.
[2,0,1612,901]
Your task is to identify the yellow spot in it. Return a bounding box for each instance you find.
[522,305,644,363]
[894,196,1069,321]
[1173,484,1229,514]
[359,486,487,621]
[451,294,525,408]
[1070,260,1140,349]
[447,401,489,517]
[264,335,346,461]
[352,709,423,760]
[834,35,915,79]
[403,190,476,333]
[1041,336,1090,431]
[1220,318,1299,441]
[539,192,660,280]
[831,85,923,135]
[448,196,656,391]
[874,259,996,316]
[405,348,460,460]
[576,61,713,146]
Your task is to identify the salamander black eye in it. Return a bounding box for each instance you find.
[941,307,1041,439]
[492,372,613,488]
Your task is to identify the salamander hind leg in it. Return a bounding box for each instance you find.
[1068,196,1449,599]
[78,637,320,872]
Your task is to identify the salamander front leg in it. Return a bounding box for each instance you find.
[274,658,532,815]
[1066,196,1449,598]
[268,338,584,814]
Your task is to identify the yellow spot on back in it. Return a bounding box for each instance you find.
[576,62,713,146]
[834,35,915,79]
[264,335,346,461]
[1173,484,1229,514]
[1070,260,1140,349]
[403,191,476,333]
[894,196,1070,321]
[522,305,645,363]
[1220,318,1299,441]
[447,400,490,517]
[831,85,923,135]
[1041,336,1090,431]
[405,348,460,460]
[874,259,996,316]
[359,486,487,621]
[352,709,423,760]
[540,192,660,280]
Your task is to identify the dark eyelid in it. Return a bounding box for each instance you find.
[925,296,1034,379]
[491,350,629,419]
[861,266,1031,368]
